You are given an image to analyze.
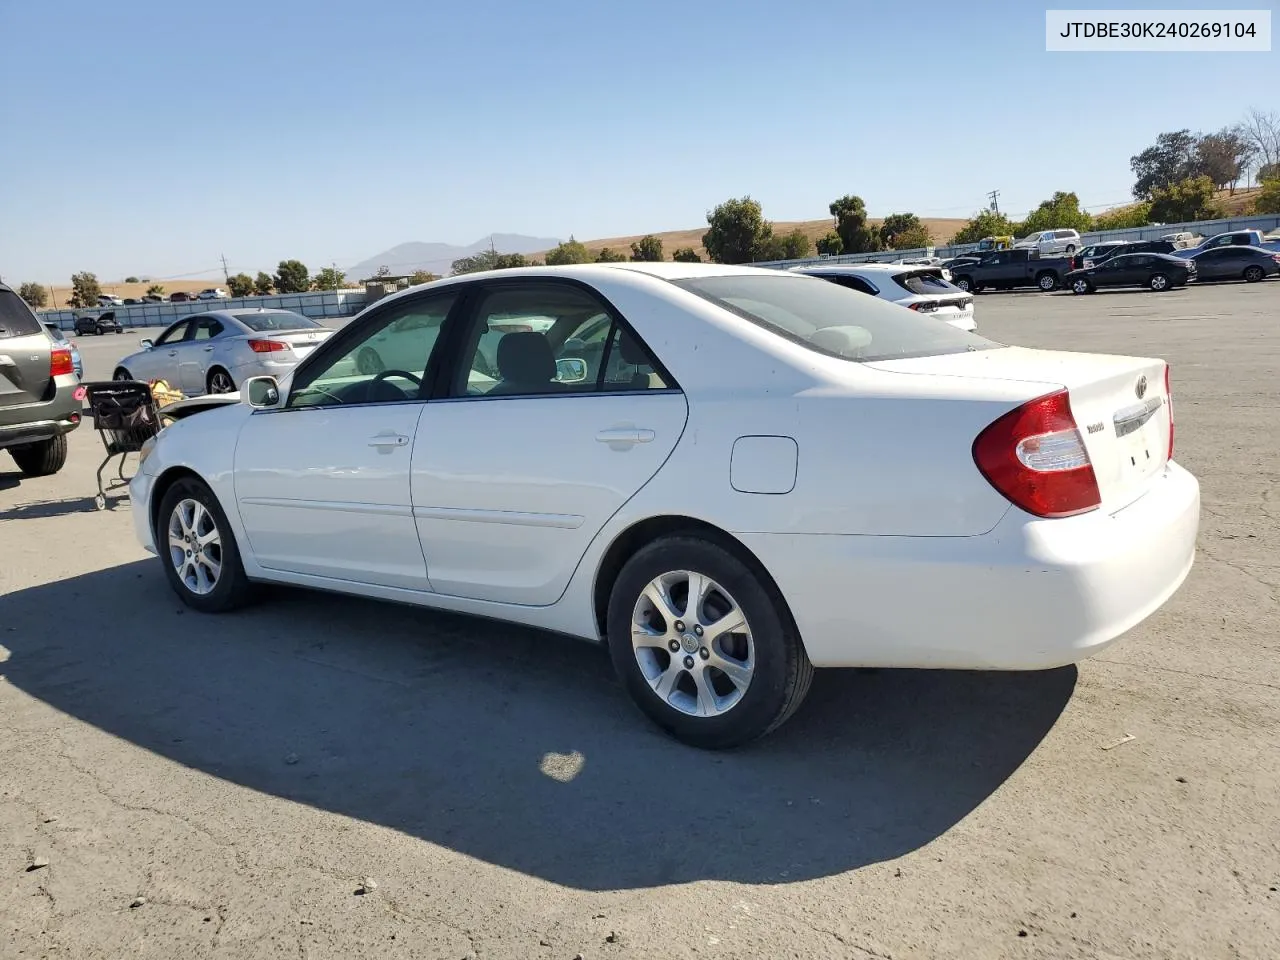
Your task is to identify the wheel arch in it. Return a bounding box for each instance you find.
[148,466,211,547]
[591,514,797,641]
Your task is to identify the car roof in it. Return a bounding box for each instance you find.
[790,263,917,275]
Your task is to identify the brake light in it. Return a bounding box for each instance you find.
[1164,363,1174,459]
[907,300,939,312]
[972,389,1100,519]
[249,339,289,353]
[50,346,74,377]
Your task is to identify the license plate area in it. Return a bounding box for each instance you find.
[1114,396,1164,478]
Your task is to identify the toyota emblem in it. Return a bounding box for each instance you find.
[1135,375,1147,399]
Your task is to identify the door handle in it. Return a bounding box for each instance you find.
[368,433,409,448]
[203,346,214,352]
[595,427,654,447]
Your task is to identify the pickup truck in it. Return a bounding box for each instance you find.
[947,248,1073,293]
[1172,229,1280,258]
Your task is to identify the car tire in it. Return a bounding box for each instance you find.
[606,534,814,750]
[1149,273,1170,291]
[1071,278,1091,295]
[1065,244,1077,255]
[113,367,132,381]
[1243,265,1265,283]
[156,476,254,614]
[954,277,972,292]
[207,368,236,394]
[9,434,68,477]
[1036,272,1058,292]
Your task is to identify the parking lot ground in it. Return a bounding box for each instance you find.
[3,281,1278,959]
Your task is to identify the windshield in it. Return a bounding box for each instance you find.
[232,311,323,332]
[672,274,1000,363]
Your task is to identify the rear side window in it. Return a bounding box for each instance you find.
[0,290,43,339]
[894,270,952,295]
[673,274,1000,363]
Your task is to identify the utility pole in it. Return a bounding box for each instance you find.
[988,190,1001,215]
[220,254,230,286]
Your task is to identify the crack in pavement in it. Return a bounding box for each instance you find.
[1092,656,1280,693]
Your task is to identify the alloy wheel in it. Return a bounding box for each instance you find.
[167,498,222,595]
[209,370,235,393]
[1150,274,1169,291]
[1072,279,1089,294]
[631,570,755,717]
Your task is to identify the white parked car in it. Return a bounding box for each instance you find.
[197,288,230,300]
[1015,229,1081,256]
[791,263,977,331]
[129,263,1200,749]
[97,294,125,307]
[113,309,333,395]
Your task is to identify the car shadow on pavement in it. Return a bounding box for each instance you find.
[0,494,111,519]
[1,560,1076,891]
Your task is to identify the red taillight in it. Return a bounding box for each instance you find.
[972,389,1101,519]
[50,346,74,377]
[1164,363,1174,460]
[249,339,289,354]
[907,300,939,312]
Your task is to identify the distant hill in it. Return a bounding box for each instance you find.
[345,233,561,280]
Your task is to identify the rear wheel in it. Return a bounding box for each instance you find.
[1065,244,1077,255]
[1071,277,1092,295]
[1149,273,1170,291]
[114,367,132,381]
[1036,271,1058,292]
[9,435,68,477]
[95,325,105,335]
[1243,265,1265,283]
[606,535,813,749]
[207,368,236,394]
[156,477,254,613]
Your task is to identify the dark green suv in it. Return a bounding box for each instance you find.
[0,284,81,476]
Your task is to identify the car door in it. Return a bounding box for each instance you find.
[411,279,689,605]
[1192,248,1233,280]
[133,319,192,382]
[232,289,460,590]
[182,314,226,393]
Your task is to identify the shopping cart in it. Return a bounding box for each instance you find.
[82,380,161,510]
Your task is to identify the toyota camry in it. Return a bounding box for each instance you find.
[129,262,1200,748]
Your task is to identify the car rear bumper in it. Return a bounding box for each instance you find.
[741,460,1200,670]
[229,357,302,381]
[0,387,83,449]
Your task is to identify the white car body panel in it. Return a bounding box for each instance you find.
[131,263,1199,672]
[790,263,977,332]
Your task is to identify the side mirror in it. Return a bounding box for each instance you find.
[140,338,154,350]
[555,357,588,383]
[245,376,281,408]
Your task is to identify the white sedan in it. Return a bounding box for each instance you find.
[129,262,1200,749]
[791,263,977,331]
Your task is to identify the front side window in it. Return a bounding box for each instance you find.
[154,320,191,346]
[450,283,669,398]
[287,293,456,408]
[674,274,999,363]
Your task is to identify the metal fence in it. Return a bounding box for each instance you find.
[749,212,1280,270]
[39,289,370,331]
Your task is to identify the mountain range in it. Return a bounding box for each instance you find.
[345,233,562,280]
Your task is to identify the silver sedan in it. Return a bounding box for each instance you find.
[112,310,335,395]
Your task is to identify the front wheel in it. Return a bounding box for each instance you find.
[9,434,68,477]
[114,367,132,381]
[156,477,254,613]
[606,535,813,749]
[1243,265,1265,283]
[1149,273,1170,291]
[1071,278,1092,295]
[95,325,105,335]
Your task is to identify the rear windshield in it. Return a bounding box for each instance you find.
[672,274,1000,363]
[893,270,953,295]
[232,311,322,332]
[0,290,43,339]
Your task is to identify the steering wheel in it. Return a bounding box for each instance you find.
[365,368,422,403]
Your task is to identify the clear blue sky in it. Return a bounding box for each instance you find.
[1,0,1274,285]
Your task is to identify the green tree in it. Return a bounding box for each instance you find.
[879,212,925,248]
[951,210,1020,245]
[124,276,139,284]
[1254,176,1280,214]
[1093,202,1153,231]
[888,224,933,250]
[451,250,528,275]
[18,283,48,308]
[1196,127,1252,192]
[815,231,844,256]
[702,196,773,264]
[409,270,439,284]
[274,260,310,294]
[630,235,663,262]
[1130,130,1200,199]
[1149,176,1223,223]
[68,271,102,308]
[226,273,255,298]
[1019,191,1094,235]
[313,266,346,291]
[671,247,702,262]
[760,228,814,261]
[829,195,880,253]
[544,237,592,266]
[146,283,166,296]
[253,272,274,295]
[595,247,628,262]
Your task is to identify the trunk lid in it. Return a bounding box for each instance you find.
[868,346,1172,514]
[260,328,334,361]
[0,291,53,409]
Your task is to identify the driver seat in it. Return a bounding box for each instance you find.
[487,332,568,396]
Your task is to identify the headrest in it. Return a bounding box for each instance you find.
[497,332,556,383]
